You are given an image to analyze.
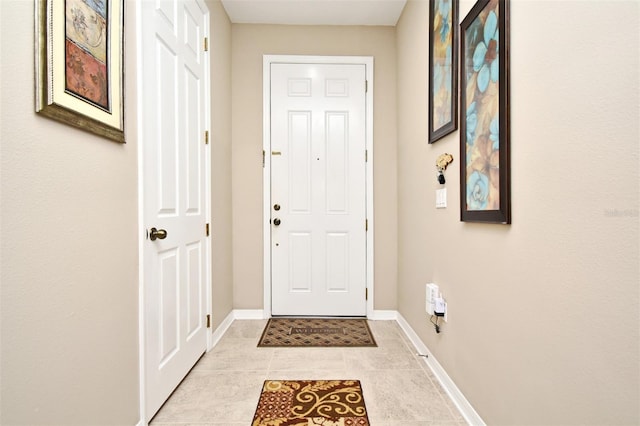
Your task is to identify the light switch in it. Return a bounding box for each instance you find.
[426,283,439,315]
[436,188,447,208]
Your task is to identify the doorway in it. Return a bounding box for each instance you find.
[262,55,375,318]
[138,0,212,421]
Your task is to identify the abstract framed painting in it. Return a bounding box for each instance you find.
[429,0,458,144]
[35,0,125,143]
[460,0,510,223]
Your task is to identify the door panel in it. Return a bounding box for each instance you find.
[326,232,348,291]
[186,241,203,337]
[326,112,348,212]
[289,233,312,292]
[142,0,209,420]
[289,111,312,212]
[159,249,179,365]
[271,63,367,317]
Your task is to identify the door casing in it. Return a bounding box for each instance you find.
[136,0,213,423]
[262,55,374,319]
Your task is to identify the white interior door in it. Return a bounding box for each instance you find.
[141,0,209,420]
[270,63,367,317]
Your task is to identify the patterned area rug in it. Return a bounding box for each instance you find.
[252,380,370,426]
[257,318,377,347]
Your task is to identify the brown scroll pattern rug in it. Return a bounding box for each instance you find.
[257,318,377,347]
[252,380,370,426]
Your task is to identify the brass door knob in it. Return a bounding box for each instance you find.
[273,218,281,226]
[149,227,167,241]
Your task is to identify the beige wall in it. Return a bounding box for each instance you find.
[3,0,637,423]
[397,0,639,424]
[0,0,234,423]
[0,0,140,424]
[231,24,398,310]
[207,0,234,330]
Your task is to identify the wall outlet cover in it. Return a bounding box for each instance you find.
[426,283,438,315]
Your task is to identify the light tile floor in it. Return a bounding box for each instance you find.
[150,320,466,426]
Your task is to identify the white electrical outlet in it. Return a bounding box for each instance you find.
[426,283,439,315]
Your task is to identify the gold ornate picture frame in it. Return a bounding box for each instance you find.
[35,0,125,143]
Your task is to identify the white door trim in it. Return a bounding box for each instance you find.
[136,1,212,423]
[262,55,374,319]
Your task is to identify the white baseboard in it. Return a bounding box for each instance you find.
[232,309,395,321]
[233,309,268,320]
[396,313,485,426]
[209,310,235,350]
[369,310,398,320]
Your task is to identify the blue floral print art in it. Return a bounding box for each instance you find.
[431,0,456,135]
[464,0,501,212]
[472,10,499,94]
[467,171,489,210]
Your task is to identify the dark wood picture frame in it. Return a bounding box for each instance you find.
[460,0,510,223]
[428,0,459,143]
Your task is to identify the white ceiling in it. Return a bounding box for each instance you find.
[220,0,408,26]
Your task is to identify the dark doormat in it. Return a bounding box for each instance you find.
[252,380,370,425]
[257,317,377,347]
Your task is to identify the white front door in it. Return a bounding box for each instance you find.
[270,63,367,316]
[140,0,210,420]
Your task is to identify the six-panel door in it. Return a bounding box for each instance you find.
[270,63,367,316]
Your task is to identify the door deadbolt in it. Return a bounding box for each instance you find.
[149,227,168,241]
[273,204,281,211]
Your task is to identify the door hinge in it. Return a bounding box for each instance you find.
[206,223,210,236]
[365,288,368,300]
[365,219,368,232]
[365,80,368,93]
[204,37,209,52]
[206,314,211,328]
[365,150,368,162]
[262,150,265,168]
[205,130,209,144]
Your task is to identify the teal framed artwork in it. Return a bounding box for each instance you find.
[460,0,510,223]
[429,0,458,144]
